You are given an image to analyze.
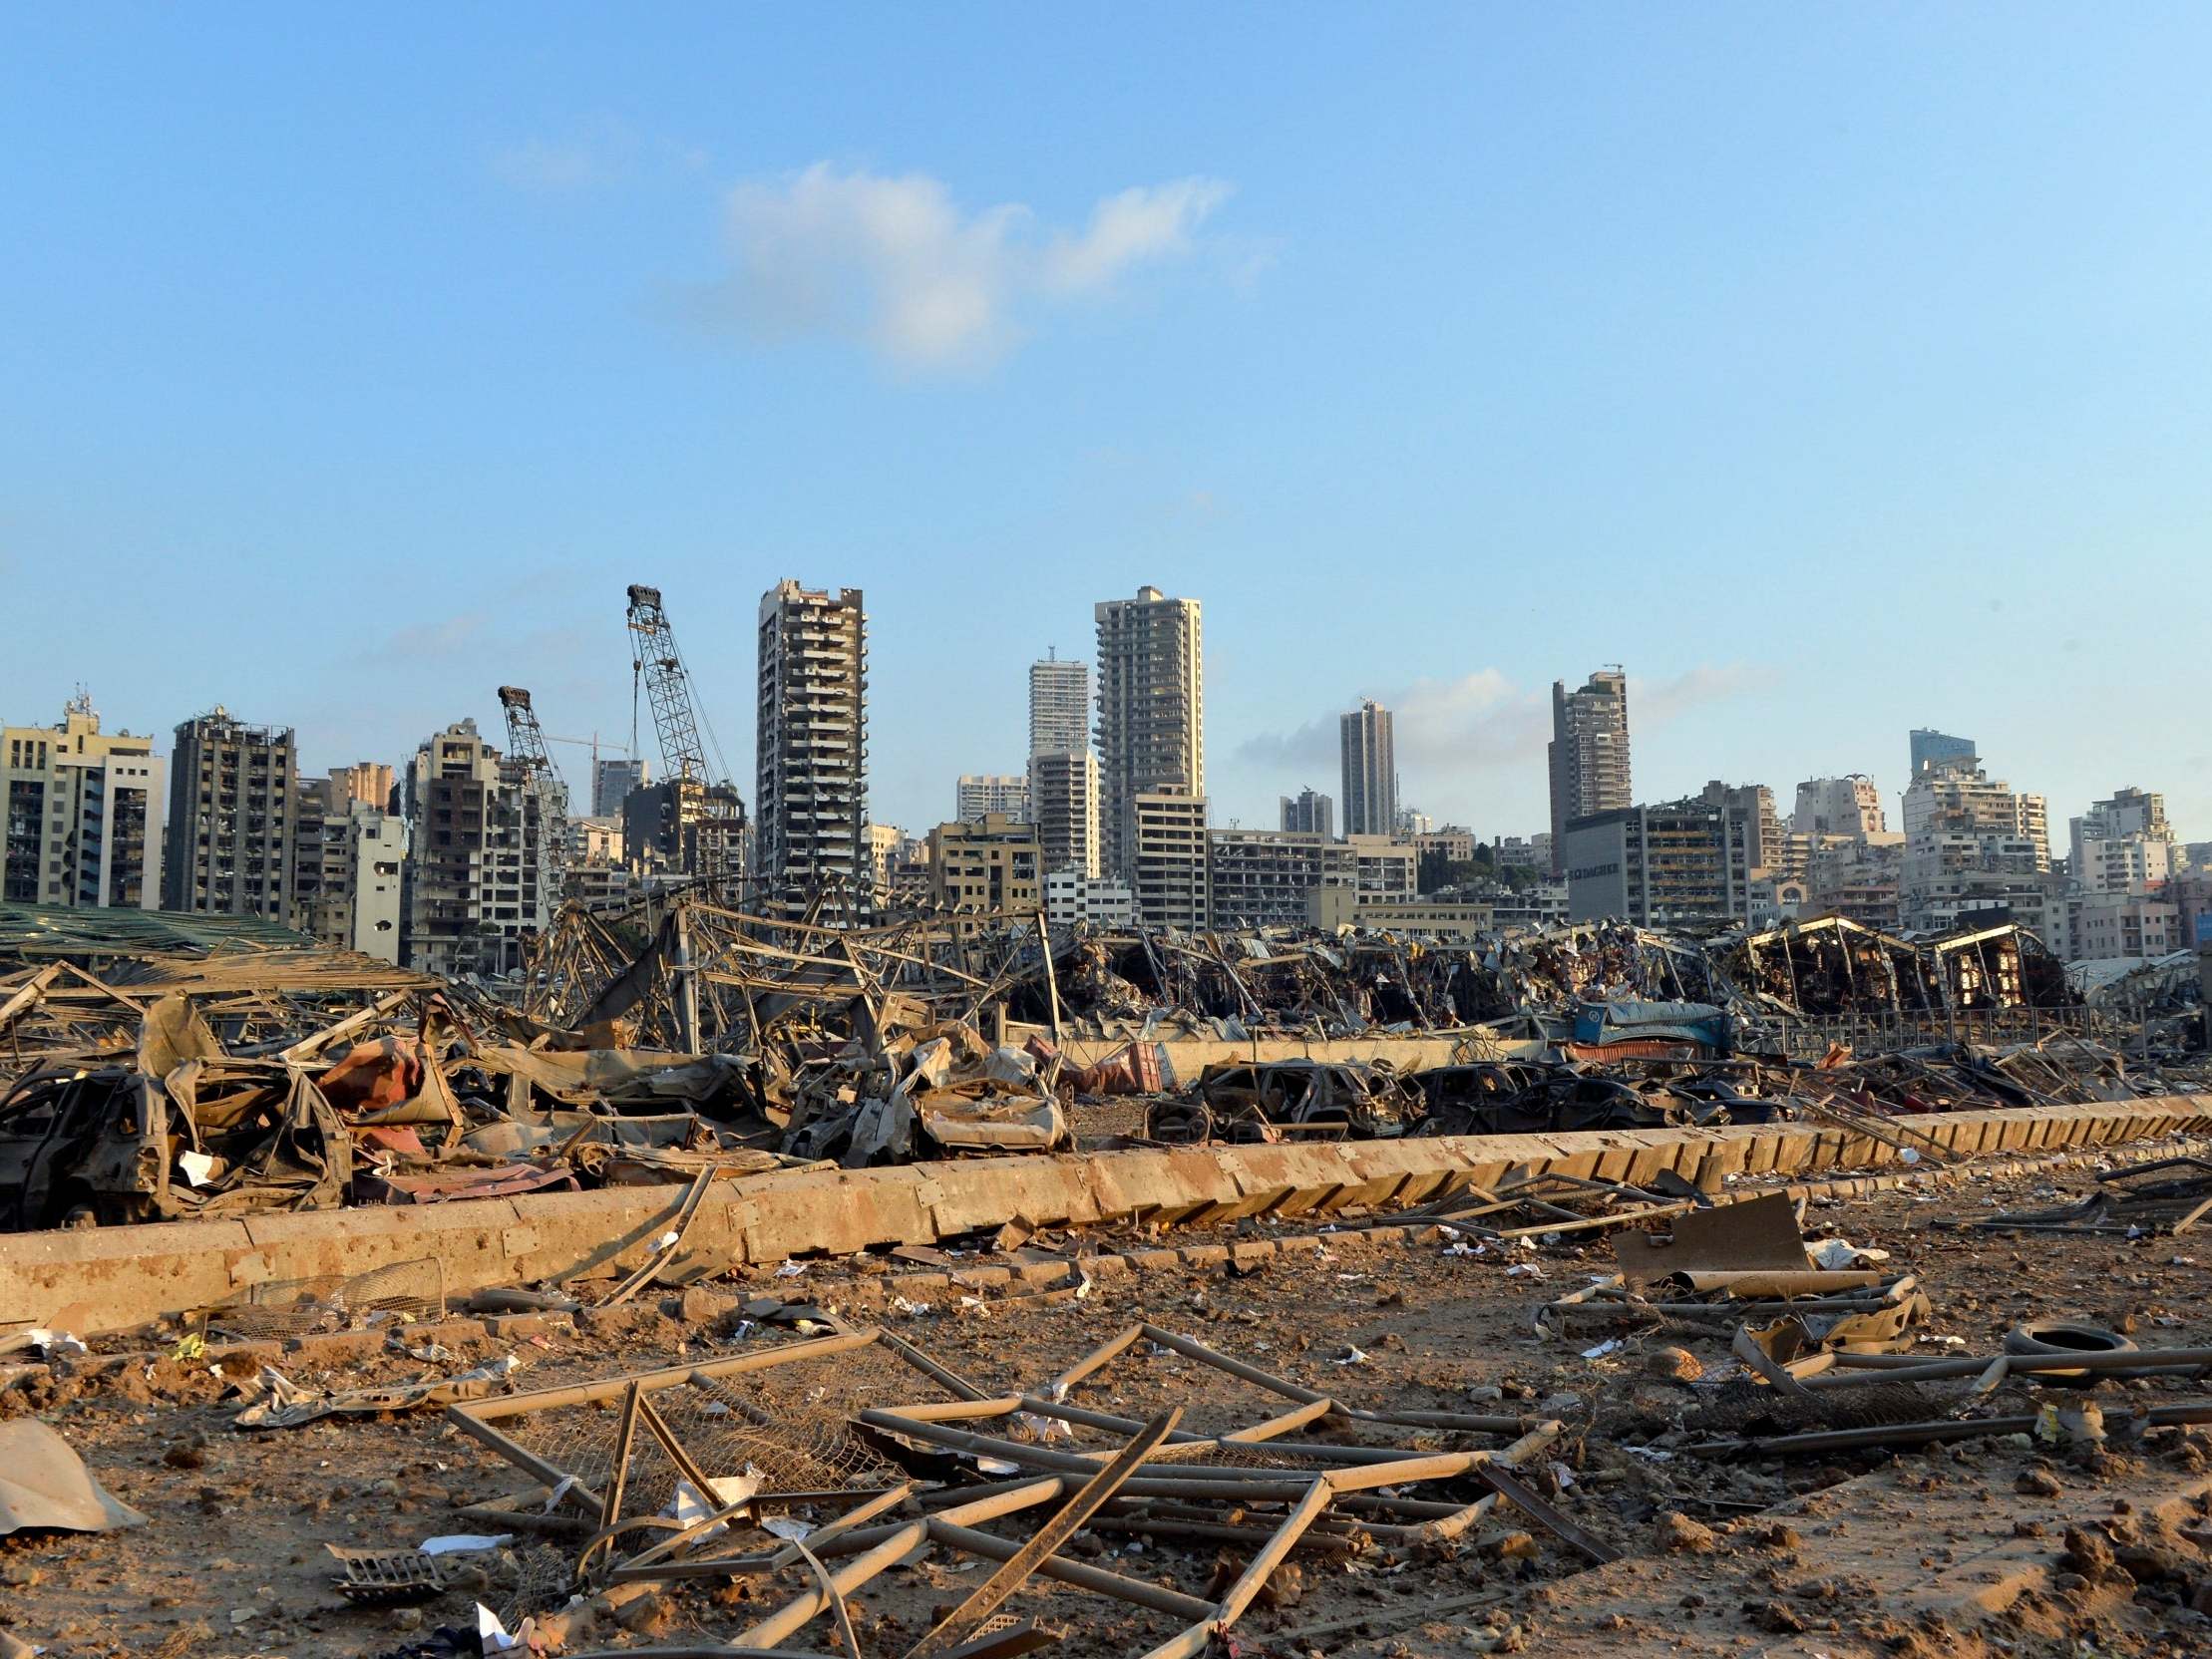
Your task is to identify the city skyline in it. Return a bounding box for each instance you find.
[6,644,2194,858]
[8,9,2212,840]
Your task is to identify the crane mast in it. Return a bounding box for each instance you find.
[497,685,569,912]
[625,583,709,784]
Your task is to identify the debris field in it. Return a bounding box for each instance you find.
[6,1143,2212,1659]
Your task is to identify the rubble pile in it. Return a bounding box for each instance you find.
[9,1132,2212,1656]
[2,896,2207,1228]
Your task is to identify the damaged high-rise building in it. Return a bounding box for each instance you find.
[1548,668,1630,873]
[1028,748,1100,879]
[402,719,551,978]
[756,580,868,914]
[1133,786,1210,931]
[1027,653,1090,761]
[1562,796,1753,927]
[1096,585,1204,885]
[163,706,298,924]
[1793,775,1886,840]
[295,771,405,964]
[1699,780,1785,877]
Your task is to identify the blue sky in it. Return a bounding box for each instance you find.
[5,5,2209,841]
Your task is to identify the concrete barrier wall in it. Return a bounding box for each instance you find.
[5,1095,2208,1335]
[1033,1027,1544,1085]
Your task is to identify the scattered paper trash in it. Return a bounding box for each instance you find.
[1807,1238,1890,1270]
[477,1603,520,1652]
[421,1532,512,1554]
[666,1471,762,1535]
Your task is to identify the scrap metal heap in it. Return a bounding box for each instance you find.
[3,890,2207,1227]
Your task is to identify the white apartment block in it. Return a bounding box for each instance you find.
[954,774,1028,824]
[2075,834,2172,895]
[1045,869,1135,929]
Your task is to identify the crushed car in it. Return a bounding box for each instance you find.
[0,1056,349,1230]
[1184,1058,1420,1140]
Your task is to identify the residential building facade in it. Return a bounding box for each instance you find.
[1095,586,1203,884]
[1547,668,1631,872]
[402,719,550,978]
[1699,781,1785,875]
[1027,748,1100,878]
[1493,834,1549,869]
[1,697,166,909]
[163,707,298,923]
[862,823,903,892]
[1279,787,1333,838]
[1132,787,1209,931]
[1208,829,1340,929]
[2068,788,2172,887]
[1027,654,1090,760]
[928,813,1041,935]
[1900,758,2052,931]
[1339,699,1397,837]
[1791,775,1887,840]
[620,779,747,885]
[331,762,396,814]
[1045,870,1135,929]
[2066,891,2181,961]
[756,580,868,913]
[954,774,1028,824]
[1561,798,1754,926]
[1416,828,1477,867]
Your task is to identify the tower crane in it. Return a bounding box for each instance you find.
[625,584,714,786]
[497,686,570,911]
[623,584,747,890]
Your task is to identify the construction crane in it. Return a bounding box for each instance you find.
[497,686,570,911]
[625,584,712,785]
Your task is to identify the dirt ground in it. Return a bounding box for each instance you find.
[6,1142,2212,1659]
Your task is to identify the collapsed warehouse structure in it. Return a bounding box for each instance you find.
[7,894,2212,1656]
[1,889,2205,1237]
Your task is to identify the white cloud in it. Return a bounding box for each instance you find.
[692,164,1235,370]
[1640,662,1775,723]
[1237,669,1538,775]
[1236,664,1774,793]
[1041,178,1234,294]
